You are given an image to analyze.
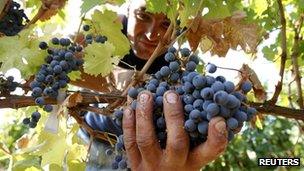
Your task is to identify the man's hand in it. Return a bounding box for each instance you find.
[123,90,228,171]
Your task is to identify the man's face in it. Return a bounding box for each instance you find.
[127,1,170,60]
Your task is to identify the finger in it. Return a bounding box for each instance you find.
[123,107,141,168]
[187,117,228,169]
[136,91,162,163]
[163,91,189,165]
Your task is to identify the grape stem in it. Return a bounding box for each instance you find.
[214,65,243,73]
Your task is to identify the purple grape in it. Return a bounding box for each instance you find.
[241,80,252,93]
[206,63,217,73]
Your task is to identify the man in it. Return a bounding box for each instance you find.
[78,0,229,170]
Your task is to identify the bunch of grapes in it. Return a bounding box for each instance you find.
[103,47,258,169]
[0,1,29,36]
[82,25,108,44]
[0,75,20,95]
[24,37,84,128]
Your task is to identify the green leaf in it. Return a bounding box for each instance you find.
[262,45,278,61]
[249,0,268,16]
[204,2,231,19]
[67,160,86,171]
[146,0,178,22]
[90,10,130,57]
[68,71,82,81]
[0,27,47,79]
[83,42,119,76]
[80,0,103,14]
[12,155,41,171]
[179,0,202,28]
[146,0,168,14]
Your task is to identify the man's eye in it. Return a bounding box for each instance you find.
[162,21,170,28]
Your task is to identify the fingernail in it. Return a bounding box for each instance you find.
[124,108,133,118]
[139,92,150,104]
[165,92,178,104]
[215,120,227,135]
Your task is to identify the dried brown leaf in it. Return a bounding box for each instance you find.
[187,12,262,57]
[16,136,29,149]
[64,92,83,108]
[240,64,267,101]
[39,0,67,21]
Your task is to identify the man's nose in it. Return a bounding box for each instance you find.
[146,20,160,41]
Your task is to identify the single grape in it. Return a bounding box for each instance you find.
[189,110,201,122]
[105,148,113,156]
[206,103,220,116]
[224,81,235,93]
[35,97,45,105]
[189,54,199,64]
[39,41,48,50]
[241,80,252,93]
[186,61,196,72]
[118,159,127,169]
[180,48,190,57]
[216,76,226,83]
[128,87,138,99]
[227,118,238,129]
[200,87,214,100]
[52,37,59,45]
[168,47,176,53]
[114,110,123,120]
[155,96,163,107]
[211,81,225,92]
[29,122,37,128]
[169,61,180,72]
[22,118,30,125]
[165,52,175,62]
[206,63,217,73]
[213,90,229,105]
[31,111,41,122]
[197,121,208,135]
[192,75,206,89]
[184,119,196,132]
[83,25,90,31]
[160,66,171,77]
[43,104,53,112]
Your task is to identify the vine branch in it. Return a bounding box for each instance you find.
[0,92,126,109]
[248,102,304,121]
[269,0,287,105]
[290,15,304,109]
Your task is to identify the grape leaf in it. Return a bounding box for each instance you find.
[83,42,119,76]
[187,12,263,57]
[146,0,167,14]
[179,0,202,28]
[80,0,124,14]
[0,27,47,78]
[250,0,268,16]
[80,0,103,14]
[203,0,231,20]
[68,71,82,81]
[146,0,178,22]
[90,10,130,57]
